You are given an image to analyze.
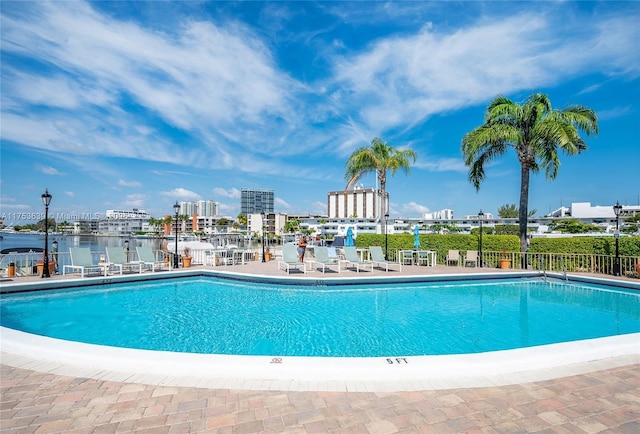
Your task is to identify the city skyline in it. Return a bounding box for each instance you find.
[1,1,639,225]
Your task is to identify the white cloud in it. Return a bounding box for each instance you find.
[37,165,65,175]
[399,202,430,217]
[159,188,201,201]
[65,191,75,197]
[213,188,241,199]
[123,194,146,208]
[275,197,291,210]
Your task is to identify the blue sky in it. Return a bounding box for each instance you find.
[1,1,639,225]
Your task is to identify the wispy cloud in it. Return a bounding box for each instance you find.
[36,165,65,175]
[118,179,142,188]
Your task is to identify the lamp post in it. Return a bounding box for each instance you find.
[613,201,622,276]
[384,212,389,260]
[478,210,484,268]
[173,201,180,269]
[41,189,52,278]
[124,239,129,262]
[261,211,266,262]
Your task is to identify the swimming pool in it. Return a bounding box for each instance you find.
[2,271,639,390]
[2,276,639,357]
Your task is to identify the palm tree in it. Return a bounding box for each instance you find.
[345,137,417,217]
[462,93,598,266]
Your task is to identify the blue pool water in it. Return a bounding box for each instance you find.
[1,277,639,357]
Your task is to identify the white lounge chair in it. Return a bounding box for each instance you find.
[342,246,373,273]
[106,247,143,274]
[464,250,479,267]
[64,247,122,277]
[136,246,169,272]
[446,250,460,266]
[278,244,308,274]
[369,246,401,272]
[311,246,340,273]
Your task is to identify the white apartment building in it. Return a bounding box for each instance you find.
[327,187,388,219]
[424,209,455,220]
[196,200,219,217]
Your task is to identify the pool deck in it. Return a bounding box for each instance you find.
[2,262,640,432]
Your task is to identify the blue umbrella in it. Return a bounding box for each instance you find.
[345,227,354,246]
[413,225,421,248]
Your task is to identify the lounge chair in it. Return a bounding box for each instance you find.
[278,244,308,274]
[136,246,169,272]
[64,247,122,278]
[342,246,373,273]
[106,247,143,274]
[464,250,479,267]
[446,250,460,266]
[369,246,401,272]
[310,246,340,273]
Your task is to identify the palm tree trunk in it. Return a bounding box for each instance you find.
[519,165,530,269]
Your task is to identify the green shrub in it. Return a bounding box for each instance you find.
[355,233,640,262]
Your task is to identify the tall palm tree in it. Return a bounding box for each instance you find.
[462,93,598,266]
[345,137,417,217]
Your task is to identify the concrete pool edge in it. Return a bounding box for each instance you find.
[3,269,640,294]
[2,327,639,392]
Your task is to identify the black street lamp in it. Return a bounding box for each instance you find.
[124,239,129,262]
[384,212,389,260]
[173,201,180,269]
[613,201,622,276]
[41,189,52,278]
[261,211,266,262]
[478,210,484,267]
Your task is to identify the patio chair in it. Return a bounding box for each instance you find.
[399,250,415,265]
[446,250,460,266]
[64,247,122,278]
[464,250,479,267]
[342,246,374,273]
[136,246,169,272]
[278,244,308,274]
[106,247,143,274]
[369,246,401,272]
[310,246,340,273]
[416,250,431,266]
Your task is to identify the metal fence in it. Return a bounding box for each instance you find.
[1,249,638,278]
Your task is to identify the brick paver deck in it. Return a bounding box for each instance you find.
[2,260,639,432]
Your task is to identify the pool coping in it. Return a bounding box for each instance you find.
[1,270,639,392]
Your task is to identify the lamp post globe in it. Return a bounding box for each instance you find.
[613,201,622,276]
[261,212,266,262]
[173,201,180,269]
[41,189,52,278]
[478,210,484,268]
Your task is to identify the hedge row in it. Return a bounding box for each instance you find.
[354,233,640,261]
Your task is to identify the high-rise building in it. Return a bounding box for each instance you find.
[196,200,219,217]
[178,200,219,217]
[327,187,387,219]
[241,188,274,215]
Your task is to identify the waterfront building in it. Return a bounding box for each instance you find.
[327,186,387,219]
[241,188,274,215]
